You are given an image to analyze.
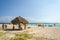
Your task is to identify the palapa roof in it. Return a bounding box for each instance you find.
[11,16,28,24]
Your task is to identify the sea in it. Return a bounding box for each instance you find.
[0,23,60,27]
[28,23,60,27]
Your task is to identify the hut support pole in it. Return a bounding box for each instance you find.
[13,24,15,30]
[24,24,26,29]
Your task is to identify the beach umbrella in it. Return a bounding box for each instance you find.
[11,16,28,29]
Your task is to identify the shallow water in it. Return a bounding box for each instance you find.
[28,23,60,27]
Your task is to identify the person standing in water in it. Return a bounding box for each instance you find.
[54,24,55,27]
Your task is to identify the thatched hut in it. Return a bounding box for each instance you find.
[11,16,28,30]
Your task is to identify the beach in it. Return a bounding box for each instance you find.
[26,27,60,40]
[0,24,60,40]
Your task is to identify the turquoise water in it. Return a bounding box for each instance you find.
[28,23,60,27]
[1,23,60,27]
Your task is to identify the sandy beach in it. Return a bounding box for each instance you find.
[26,27,60,40]
[0,24,60,40]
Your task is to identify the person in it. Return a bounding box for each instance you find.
[2,24,4,29]
[5,24,7,29]
[19,26,22,30]
[18,24,22,30]
[54,24,55,27]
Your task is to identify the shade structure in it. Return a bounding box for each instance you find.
[11,16,28,29]
[11,16,28,24]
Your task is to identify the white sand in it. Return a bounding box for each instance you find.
[26,27,60,40]
[0,24,60,40]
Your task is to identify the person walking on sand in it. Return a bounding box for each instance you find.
[2,24,4,29]
[5,24,7,29]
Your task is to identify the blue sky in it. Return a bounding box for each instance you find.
[0,0,60,23]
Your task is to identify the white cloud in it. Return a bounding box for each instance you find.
[24,16,60,23]
[0,16,60,23]
[0,16,15,23]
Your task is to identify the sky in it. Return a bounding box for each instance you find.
[0,0,60,23]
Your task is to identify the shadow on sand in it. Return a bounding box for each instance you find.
[4,29,22,31]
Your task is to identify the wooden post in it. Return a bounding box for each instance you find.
[13,24,15,30]
[24,24,26,29]
[19,23,21,29]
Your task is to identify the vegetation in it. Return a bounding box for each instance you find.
[0,32,6,36]
[0,31,56,40]
[10,31,33,40]
[10,31,56,40]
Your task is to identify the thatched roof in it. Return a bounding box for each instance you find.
[11,16,28,24]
